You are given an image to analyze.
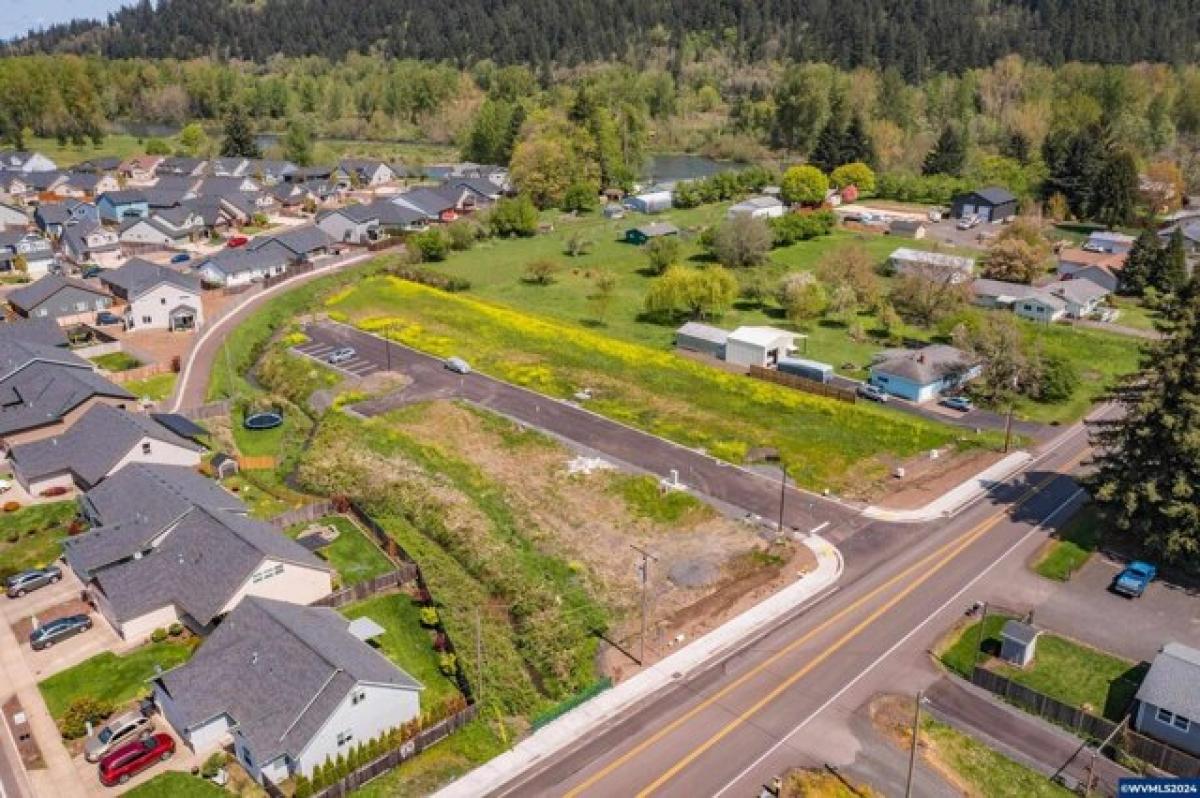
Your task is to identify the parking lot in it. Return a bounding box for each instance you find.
[293,338,385,379]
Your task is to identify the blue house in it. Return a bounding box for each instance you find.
[97,190,150,223]
[868,344,979,403]
[1134,642,1200,757]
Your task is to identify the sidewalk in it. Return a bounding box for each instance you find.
[433,535,842,798]
[862,452,1034,523]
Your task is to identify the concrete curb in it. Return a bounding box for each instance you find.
[861,451,1034,523]
[431,535,843,798]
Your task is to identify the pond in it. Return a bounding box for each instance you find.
[641,154,749,183]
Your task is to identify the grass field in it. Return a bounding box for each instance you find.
[122,372,177,402]
[921,717,1075,797]
[39,640,193,719]
[0,502,77,577]
[940,615,1145,720]
[286,515,394,587]
[1034,506,1103,581]
[330,276,981,493]
[123,772,228,798]
[90,352,142,372]
[351,719,507,798]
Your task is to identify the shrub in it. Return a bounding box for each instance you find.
[168,622,184,637]
[830,162,876,194]
[58,696,114,739]
[489,195,538,237]
[780,165,829,206]
[419,607,440,628]
[438,652,458,677]
[522,258,559,285]
[387,265,470,292]
[294,775,313,798]
[3,501,20,512]
[561,182,600,213]
[769,210,836,247]
[150,628,168,643]
[39,486,69,498]
[446,219,482,251]
[200,751,228,779]
[411,229,450,262]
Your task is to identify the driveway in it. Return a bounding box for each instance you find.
[72,722,198,796]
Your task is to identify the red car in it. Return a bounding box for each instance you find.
[98,733,174,786]
[226,235,249,249]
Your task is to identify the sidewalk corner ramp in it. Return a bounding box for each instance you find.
[861,451,1034,523]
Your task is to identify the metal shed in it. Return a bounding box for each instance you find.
[675,322,729,359]
[999,619,1041,668]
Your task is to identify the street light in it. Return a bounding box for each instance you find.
[748,447,788,537]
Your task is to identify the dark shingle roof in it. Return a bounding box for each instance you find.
[870,344,973,386]
[0,318,68,348]
[974,186,1017,205]
[99,258,200,299]
[247,225,333,258]
[98,190,148,205]
[199,248,290,278]
[7,274,108,312]
[156,597,419,762]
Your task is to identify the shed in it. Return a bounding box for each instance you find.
[950,186,1018,223]
[210,452,239,480]
[999,620,1040,668]
[888,220,927,239]
[727,196,785,220]
[626,190,674,215]
[674,322,729,359]
[889,247,976,284]
[725,326,799,369]
[625,222,680,245]
[150,413,207,444]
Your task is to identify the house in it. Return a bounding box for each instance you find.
[1040,279,1110,319]
[0,341,133,448]
[153,596,420,784]
[246,225,334,263]
[81,503,331,641]
[60,223,121,267]
[970,278,1039,311]
[1133,642,1200,757]
[195,176,262,196]
[7,403,203,494]
[674,322,728,359]
[727,196,785,220]
[73,157,122,174]
[100,258,204,332]
[244,160,296,185]
[0,202,29,230]
[625,190,673,214]
[868,344,979,403]
[1085,230,1137,255]
[1012,292,1068,323]
[209,158,250,178]
[888,220,927,239]
[316,205,382,245]
[157,157,208,177]
[336,159,395,187]
[118,155,165,183]
[35,200,98,237]
[118,216,193,252]
[197,248,290,288]
[0,173,29,200]
[0,318,68,348]
[60,171,119,198]
[1056,248,1127,293]
[1157,221,1200,254]
[392,186,475,222]
[8,275,112,322]
[24,170,70,197]
[725,326,800,368]
[97,191,150,223]
[950,186,1018,222]
[448,177,505,203]
[0,151,58,174]
[889,247,975,284]
[624,222,679,245]
[0,231,56,279]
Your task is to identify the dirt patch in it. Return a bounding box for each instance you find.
[11,598,91,640]
[3,695,44,771]
[868,694,974,797]
[871,448,1005,510]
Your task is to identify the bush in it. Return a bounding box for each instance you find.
[561,182,600,213]
[830,162,876,194]
[58,696,114,739]
[419,606,441,628]
[780,165,829,206]
[294,775,313,798]
[168,622,184,637]
[522,259,559,285]
[39,486,69,498]
[200,751,227,779]
[150,628,168,643]
[3,501,20,512]
[446,219,483,251]
[438,652,458,678]
[388,265,470,292]
[411,229,450,262]
[489,195,538,237]
[769,210,835,247]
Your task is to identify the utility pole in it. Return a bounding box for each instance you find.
[631,544,659,665]
[905,691,923,798]
[1003,402,1015,453]
[474,607,483,706]
[385,323,393,372]
[1085,716,1125,795]
[777,461,788,536]
[973,601,989,670]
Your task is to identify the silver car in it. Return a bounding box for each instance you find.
[84,711,153,762]
[445,356,471,375]
[6,565,62,598]
[326,347,356,365]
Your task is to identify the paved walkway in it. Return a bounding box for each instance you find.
[433,535,842,798]
[863,452,1034,522]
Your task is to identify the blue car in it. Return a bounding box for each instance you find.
[940,395,974,412]
[170,252,191,264]
[1113,561,1157,598]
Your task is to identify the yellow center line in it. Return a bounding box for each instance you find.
[564,459,1083,798]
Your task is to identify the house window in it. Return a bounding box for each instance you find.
[141,442,152,455]
[251,563,285,583]
[75,301,87,312]
[1156,707,1191,731]
[351,688,367,705]
[161,297,167,305]
[142,316,152,325]
[336,730,354,747]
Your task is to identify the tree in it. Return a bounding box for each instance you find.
[809,118,844,173]
[412,229,449,261]
[843,115,876,167]
[522,258,559,285]
[488,196,538,237]
[11,253,26,274]
[826,282,859,325]
[220,106,261,159]
[177,122,208,155]
[1086,281,1200,565]
[952,313,1026,407]
[144,137,171,155]
[1092,148,1138,229]
[446,219,480,251]
[644,265,737,320]
[645,235,681,275]
[711,215,772,269]
[1160,228,1189,292]
[769,211,836,246]
[561,182,599,213]
[922,125,967,176]
[981,238,1044,284]
[776,272,827,328]
[281,116,315,166]
[780,165,829,206]
[830,162,876,194]
[1141,160,1185,214]
[815,245,881,310]
[587,269,617,324]
[1120,230,1162,295]
[890,262,970,327]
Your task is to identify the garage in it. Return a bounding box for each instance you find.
[951,186,1018,222]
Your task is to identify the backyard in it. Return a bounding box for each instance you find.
[0,502,77,578]
[90,352,142,372]
[285,515,394,587]
[122,372,178,402]
[39,639,194,720]
[123,772,228,798]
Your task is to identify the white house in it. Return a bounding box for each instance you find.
[1085,230,1137,255]
[99,258,204,332]
[0,150,58,174]
[316,205,380,245]
[197,248,290,287]
[60,223,121,266]
[724,326,801,368]
[727,196,785,220]
[0,202,29,229]
[118,216,192,251]
[153,597,421,785]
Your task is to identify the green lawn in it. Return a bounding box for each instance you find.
[231,406,294,458]
[0,502,77,578]
[341,593,461,708]
[123,772,227,798]
[922,717,1075,798]
[351,718,507,798]
[1034,506,1102,581]
[122,372,178,402]
[1110,297,1162,333]
[286,515,394,586]
[90,352,142,372]
[610,474,713,524]
[940,615,1145,721]
[221,472,301,519]
[39,640,193,719]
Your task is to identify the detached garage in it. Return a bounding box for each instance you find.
[951,186,1018,222]
[725,326,801,369]
[675,322,728,359]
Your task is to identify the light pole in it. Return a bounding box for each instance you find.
[630,543,659,665]
[748,447,789,536]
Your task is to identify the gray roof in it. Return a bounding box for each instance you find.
[394,186,460,218]
[9,404,201,488]
[631,222,680,238]
[1045,278,1110,304]
[449,177,503,198]
[247,225,333,258]
[730,196,783,211]
[972,186,1018,205]
[1136,642,1200,719]
[68,463,247,576]
[61,222,119,259]
[890,247,976,271]
[98,190,148,205]
[99,258,200,299]
[870,344,973,386]
[93,510,330,626]
[156,596,420,763]
[971,278,1039,301]
[119,215,188,240]
[0,318,68,348]
[676,321,729,346]
[1000,619,1039,646]
[194,176,258,196]
[200,247,290,278]
[0,359,132,436]
[8,274,107,312]
[157,157,206,176]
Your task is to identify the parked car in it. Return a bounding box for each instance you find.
[956,214,981,230]
[80,265,102,279]
[1113,560,1157,598]
[6,565,62,598]
[96,310,122,326]
[326,347,356,365]
[445,356,471,375]
[85,711,153,762]
[940,395,974,412]
[98,733,174,787]
[169,252,191,264]
[29,613,91,650]
[856,384,889,403]
[226,235,249,249]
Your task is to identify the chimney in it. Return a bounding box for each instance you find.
[250,651,258,666]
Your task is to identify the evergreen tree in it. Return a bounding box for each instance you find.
[922,124,967,176]
[1162,228,1189,292]
[281,116,314,166]
[1086,278,1200,565]
[1120,229,1162,296]
[1091,148,1138,229]
[809,118,844,173]
[1001,129,1031,164]
[842,114,876,167]
[220,106,261,158]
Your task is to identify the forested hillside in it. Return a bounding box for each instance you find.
[12,0,1200,77]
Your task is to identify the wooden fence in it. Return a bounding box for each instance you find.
[109,361,174,384]
[748,365,857,404]
[970,667,1200,778]
[313,568,419,608]
[178,399,233,421]
[268,500,338,529]
[307,706,478,798]
[236,455,277,470]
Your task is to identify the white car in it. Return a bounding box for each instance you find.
[956,214,981,230]
[445,356,471,375]
[326,347,356,365]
